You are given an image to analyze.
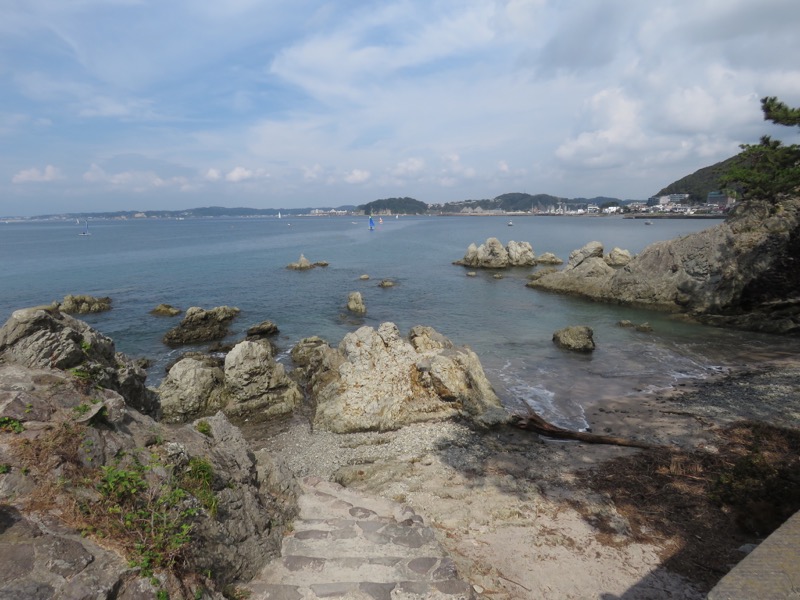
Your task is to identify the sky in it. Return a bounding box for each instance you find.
[2,0,800,216]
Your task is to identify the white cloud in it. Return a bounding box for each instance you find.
[12,165,62,183]
[303,164,323,181]
[344,169,370,184]
[204,168,222,182]
[555,88,647,168]
[392,158,425,177]
[82,163,188,191]
[225,166,268,182]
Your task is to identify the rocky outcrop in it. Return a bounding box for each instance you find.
[159,340,302,424]
[346,291,366,315]
[378,279,395,288]
[0,362,298,598]
[59,294,112,314]
[529,197,800,334]
[291,323,509,433]
[455,238,535,268]
[150,303,181,316]
[553,326,595,352]
[162,305,240,347]
[287,254,314,270]
[0,305,158,416]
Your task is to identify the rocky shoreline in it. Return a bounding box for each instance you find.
[0,300,798,598]
[238,357,800,599]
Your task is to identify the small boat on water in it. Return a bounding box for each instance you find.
[507,220,513,226]
[78,220,91,236]
[644,220,653,225]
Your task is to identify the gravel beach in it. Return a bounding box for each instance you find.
[241,358,800,599]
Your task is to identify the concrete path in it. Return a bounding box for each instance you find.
[244,476,476,600]
[707,510,800,600]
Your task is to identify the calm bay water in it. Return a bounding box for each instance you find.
[2,215,797,428]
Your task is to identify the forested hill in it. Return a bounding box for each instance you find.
[359,197,428,214]
[654,155,743,203]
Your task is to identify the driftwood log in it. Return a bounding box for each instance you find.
[510,410,656,449]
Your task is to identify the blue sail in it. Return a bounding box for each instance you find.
[369,216,375,230]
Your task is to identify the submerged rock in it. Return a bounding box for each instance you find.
[150,303,181,317]
[553,325,596,353]
[291,322,509,433]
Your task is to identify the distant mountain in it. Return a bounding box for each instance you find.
[359,197,428,214]
[654,155,743,203]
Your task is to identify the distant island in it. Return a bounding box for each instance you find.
[3,155,739,221]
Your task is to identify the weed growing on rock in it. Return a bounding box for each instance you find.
[11,420,220,584]
[0,417,24,434]
[87,451,217,576]
[195,420,212,437]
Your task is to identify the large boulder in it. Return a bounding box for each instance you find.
[222,341,302,422]
[346,291,366,315]
[0,306,158,416]
[158,355,226,423]
[0,362,297,598]
[567,240,604,268]
[529,197,800,334]
[536,252,564,265]
[605,247,633,267]
[291,322,509,433]
[159,340,302,424]
[457,237,509,268]
[162,305,240,347]
[506,240,536,266]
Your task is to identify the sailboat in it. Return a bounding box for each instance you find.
[78,220,91,236]
[278,211,281,219]
[368,216,375,231]
[378,217,383,224]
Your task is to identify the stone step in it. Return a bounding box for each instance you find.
[298,476,418,523]
[242,476,476,600]
[247,579,476,600]
[281,521,441,560]
[257,554,459,586]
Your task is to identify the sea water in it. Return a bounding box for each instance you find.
[2,215,797,428]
